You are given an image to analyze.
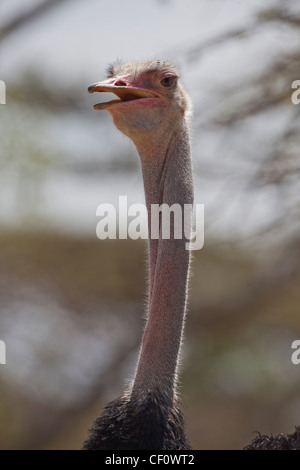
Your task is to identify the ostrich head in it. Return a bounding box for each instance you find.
[88,60,191,148]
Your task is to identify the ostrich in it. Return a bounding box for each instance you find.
[83,60,193,450]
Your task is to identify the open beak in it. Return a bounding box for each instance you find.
[88,81,161,110]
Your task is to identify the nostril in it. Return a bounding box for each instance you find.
[114,79,127,87]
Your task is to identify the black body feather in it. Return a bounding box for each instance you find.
[83,391,190,450]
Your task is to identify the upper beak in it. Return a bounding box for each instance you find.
[88,80,161,110]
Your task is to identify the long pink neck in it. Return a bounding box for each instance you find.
[131,118,193,402]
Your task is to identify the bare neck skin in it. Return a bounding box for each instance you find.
[131,117,194,402]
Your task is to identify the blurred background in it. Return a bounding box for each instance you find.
[0,0,300,450]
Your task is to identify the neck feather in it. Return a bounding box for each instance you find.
[131,118,193,402]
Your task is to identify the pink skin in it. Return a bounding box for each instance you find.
[88,65,193,403]
[88,72,176,110]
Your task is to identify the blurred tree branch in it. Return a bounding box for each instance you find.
[212,51,300,126]
[185,4,300,247]
[187,6,300,63]
[258,6,300,27]
[186,22,260,63]
[0,0,71,43]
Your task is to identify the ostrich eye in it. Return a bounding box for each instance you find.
[160,76,177,88]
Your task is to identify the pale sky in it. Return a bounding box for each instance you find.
[1,0,297,241]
